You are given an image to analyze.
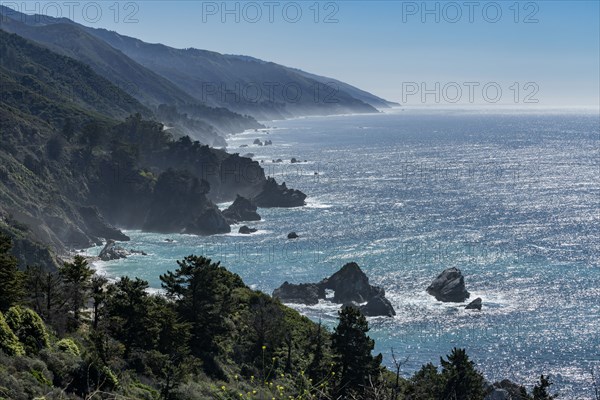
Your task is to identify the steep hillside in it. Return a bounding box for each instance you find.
[0,30,302,268]
[0,9,264,144]
[0,15,197,107]
[290,67,399,109]
[0,5,392,121]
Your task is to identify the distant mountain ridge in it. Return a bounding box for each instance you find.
[0,5,396,122]
[0,15,197,107]
[83,28,382,120]
[0,9,262,146]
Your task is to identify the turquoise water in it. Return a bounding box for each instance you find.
[86,109,600,398]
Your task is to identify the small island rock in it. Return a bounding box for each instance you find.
[287,232,299,239]
[253,178,307,208]
[273,262,395,317]
[99,240,130,261]
[238,225,258,234]
[222,195,261,223]
[426,267,470,302]
[321,262,382,304]
[465,297,482,310]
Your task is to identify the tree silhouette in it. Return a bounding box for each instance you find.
[533,375,556,399]
[0,234,24,312]
[331,306,382,397]
[160,255,244,379]
[440,347,485,400]
[60,255,94,330]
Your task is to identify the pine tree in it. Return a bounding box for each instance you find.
[0,234,24,312]
[406,363,443,400]
[160,255,244,378]
[106,276,159,355]
[533,375,556,400]
[307,319,329,383]
[24,265,67,332]
[91,275,108,330]
[331,306,382,397]
[440,347,485,400]
[60,255,94,330]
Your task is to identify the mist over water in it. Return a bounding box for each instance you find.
[88,109,600,398]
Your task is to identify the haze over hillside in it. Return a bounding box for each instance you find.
[0,5,395,125]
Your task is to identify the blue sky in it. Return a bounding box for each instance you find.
[11,1,600,107]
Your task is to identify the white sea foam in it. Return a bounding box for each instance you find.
[304,199,333,209]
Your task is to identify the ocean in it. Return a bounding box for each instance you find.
[85,108,600,398]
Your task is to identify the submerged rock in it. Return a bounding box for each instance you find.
[238,225,257,234]
[98,240,130,261]
[222,195,261,223]
[465,297,482,310]
[273,262,395,317]
[253,178,307,208]
[129,249,148,256]
[426,267,470,302]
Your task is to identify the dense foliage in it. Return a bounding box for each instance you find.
[0,232,562,399]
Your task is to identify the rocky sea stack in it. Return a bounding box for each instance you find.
[142,170,231,236]
[98,240,130,261]
[253,178,307,208]
[426,267,470,302]
[273,262,395,317]
[222,195,261,223]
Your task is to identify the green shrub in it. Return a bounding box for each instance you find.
[39,347,82,389]
[101,365,119,388]
[4,306,50,354]
[55,338,80,356]
[30,368,52,387]
[0,311,24,356]
[0,354,52,399]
